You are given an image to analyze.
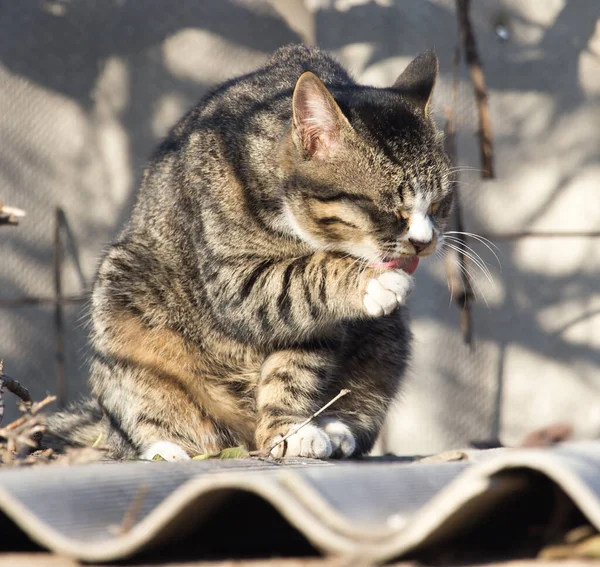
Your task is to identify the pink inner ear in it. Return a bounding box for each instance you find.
[294,82,340,157]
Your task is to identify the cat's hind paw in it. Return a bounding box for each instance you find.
[320,418,356,458]
[269,423,332,459]
[364,269,415,316]
[140,441,191,461]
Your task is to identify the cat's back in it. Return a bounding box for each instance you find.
[173,45,354,136]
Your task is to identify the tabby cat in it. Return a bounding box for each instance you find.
[48,45,453,460]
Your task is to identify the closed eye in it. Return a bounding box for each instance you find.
[316,216,361,229]
[428,201,441,215]
[309,192,373,205]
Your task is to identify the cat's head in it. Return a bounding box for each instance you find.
[281,51,452,268]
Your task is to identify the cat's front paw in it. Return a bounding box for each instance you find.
[269,423,332,459]
[320,418,356,458]
[363,269,415,316]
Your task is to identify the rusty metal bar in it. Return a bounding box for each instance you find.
[53,207,67,408]
[456,0,495,178]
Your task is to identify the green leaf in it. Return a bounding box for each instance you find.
[219,446,250,458]
[152,454,166,461]
[192,446,250,460]
[192,453,214,460]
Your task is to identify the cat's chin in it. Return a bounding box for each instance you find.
[371,256,420,274]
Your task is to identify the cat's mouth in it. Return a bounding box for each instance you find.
[371,256,420,274]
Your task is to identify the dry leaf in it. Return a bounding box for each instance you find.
[192,446,249,460]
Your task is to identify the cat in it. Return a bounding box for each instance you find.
[48,44,453,461]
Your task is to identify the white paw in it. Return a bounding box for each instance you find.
[320,418,356,458]
[140,441,191,462]
[364,270,415,316]
[270,423,332,459]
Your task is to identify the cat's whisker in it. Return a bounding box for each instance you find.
[435,248,455,306]
[445,231,500,252]
[443,242,497,288]
[443,246,494,291]
[332,255,362,289]
[444,231,502,270]
[442,241,495,288]
[442,236,497,279]
[445,253,490,308]
[448,165,482,174]
[450,258,491,308]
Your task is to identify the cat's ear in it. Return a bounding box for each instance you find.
[292,71,351,159]
[392,50,438,114]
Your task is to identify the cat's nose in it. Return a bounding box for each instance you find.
[409,238,431,254]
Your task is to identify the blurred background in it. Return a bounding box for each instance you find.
[0,0,598,454]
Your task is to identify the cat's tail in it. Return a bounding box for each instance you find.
[44,398,107,451]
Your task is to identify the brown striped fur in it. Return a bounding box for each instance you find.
[47,45,452,459]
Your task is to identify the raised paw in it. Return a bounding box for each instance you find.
[320,418,356,458]
[140,441,191,461]
[269,423,332,459]
[363,269,415,316]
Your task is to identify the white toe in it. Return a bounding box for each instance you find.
[377,270,414,304]
[270,423,332,459]
[320,418,356,458]
[364,294,384,316]
[365,278,397,315]
[141,441,191,461]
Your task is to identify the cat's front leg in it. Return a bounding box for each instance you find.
[317,315,411,456]
[363,269,415,317]
[207,252,414,346]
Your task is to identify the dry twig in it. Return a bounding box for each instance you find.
[0,360,33,425]
[0,200,26,226]
[0,395,56,465]
[456,0,495,178]
[54,207,67,407]
[250,388,351,458]
[444,47,475,347]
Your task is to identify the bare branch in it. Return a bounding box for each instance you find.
[456,0,495,178]
[444,46,475,347]
[250,389,351,458]
[0,200,26,226]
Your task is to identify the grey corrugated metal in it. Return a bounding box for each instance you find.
[0,442,600,562]
[1,0,599,451]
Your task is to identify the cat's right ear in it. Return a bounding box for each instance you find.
[292,72,351,159]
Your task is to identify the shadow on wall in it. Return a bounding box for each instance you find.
[0,0,598,444]
[0,0,304,236]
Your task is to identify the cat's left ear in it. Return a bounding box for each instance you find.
[292,71,352,159]
[392,50,438,115]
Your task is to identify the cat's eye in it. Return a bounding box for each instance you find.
[428,201,441,215]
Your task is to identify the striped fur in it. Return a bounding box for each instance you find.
[47,45,452,459]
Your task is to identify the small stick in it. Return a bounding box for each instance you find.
[250,388,351,458]
[0,361,33,425]
[477,230,600,240]
[54,207,67,408]
[444,46,475,347]
[1,376,33,407]
[0,395,56,433]
[456,0,495,178]
[0,294,87,308]
[0,200,26,226]
[117,484,149,534]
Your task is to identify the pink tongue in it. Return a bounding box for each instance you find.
[372,257,420,274]
[401,256,420,275]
